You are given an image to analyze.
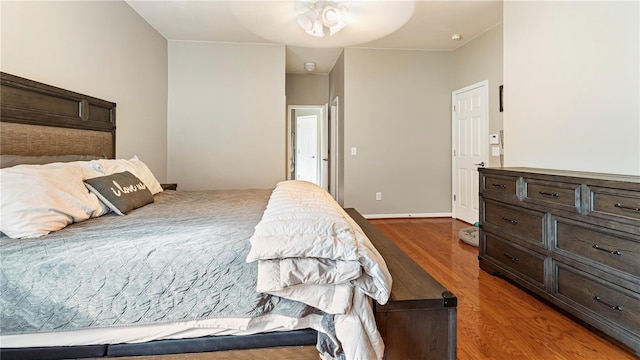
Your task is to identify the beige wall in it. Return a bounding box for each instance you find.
[167,41,286,190]
[286,74,329,106]
[0,1,168,181]
[452,24,504,168]
[504,1,639,175]
[334,28,503,216]
[343,48,453,216]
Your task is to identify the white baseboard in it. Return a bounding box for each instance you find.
[363,212,452,219]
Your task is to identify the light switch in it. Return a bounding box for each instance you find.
[490,134,500,145]
[351,147,357,156]
[492,146,500,156]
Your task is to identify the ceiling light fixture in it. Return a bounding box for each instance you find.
[297,1,348,38]
[231,1,415,48]
[304,62,317,72]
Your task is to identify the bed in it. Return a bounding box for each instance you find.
[0,72,457,360]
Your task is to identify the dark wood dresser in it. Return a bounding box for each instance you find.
[478,167,639,355]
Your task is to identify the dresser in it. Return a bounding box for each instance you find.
[478,167,640,355]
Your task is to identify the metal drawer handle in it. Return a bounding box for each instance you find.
[592,244,622,256]
[492,183,507,189]
[501,217,518,224]
[614,203,640,212]
[503,253,520,263]
[539,191,559,198]
[593,296,623,312]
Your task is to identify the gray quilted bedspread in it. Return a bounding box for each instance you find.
[0,190,320,335]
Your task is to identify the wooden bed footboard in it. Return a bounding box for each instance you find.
[345,209,457,360]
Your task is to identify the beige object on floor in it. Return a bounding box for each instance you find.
[459,227,479,247]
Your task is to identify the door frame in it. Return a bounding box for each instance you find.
[287,104,328,190]
[451,80,489,222]
[329,96,339,201]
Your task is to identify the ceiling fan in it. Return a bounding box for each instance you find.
[231,0,416,49]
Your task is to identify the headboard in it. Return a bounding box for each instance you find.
[0,72,116,158]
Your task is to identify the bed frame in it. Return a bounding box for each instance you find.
[0,72,457,360]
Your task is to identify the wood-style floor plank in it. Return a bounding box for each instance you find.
[111,218,636,360]
[370,217,637,360]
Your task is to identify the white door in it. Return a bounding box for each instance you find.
[452,81,489,224]
[287,106,330,192]
[296,115,319,183]
[329,97,339,200]
[320,104,329,191]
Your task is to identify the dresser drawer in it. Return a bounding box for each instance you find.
[485,234,545,285]
[555,263,640,335]
[482,174,519,201]
[589,186,640,223]
[484,201,544,246]
[554,217,640,278]
[524,178,580,213]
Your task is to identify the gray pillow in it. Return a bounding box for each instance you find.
[84,171,153,215]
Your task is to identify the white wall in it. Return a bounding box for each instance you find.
[343,48,453,216]
[167,41,286,190]
[504,1,640,175]
[452,24,504,168]
[0,1,168,181]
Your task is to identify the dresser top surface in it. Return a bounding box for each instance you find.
[480,167,640,184]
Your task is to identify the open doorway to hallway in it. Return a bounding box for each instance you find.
[287,105,328,191]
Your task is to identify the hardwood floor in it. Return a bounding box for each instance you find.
[370,217,637,360]
[117,218,636,360]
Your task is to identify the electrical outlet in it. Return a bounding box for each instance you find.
[376,192,382,201]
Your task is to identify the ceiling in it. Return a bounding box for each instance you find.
[126,1,503,74]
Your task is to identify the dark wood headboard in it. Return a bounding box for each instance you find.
[0,72,116,158]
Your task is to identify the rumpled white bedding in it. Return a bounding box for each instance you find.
[246,180,393,360]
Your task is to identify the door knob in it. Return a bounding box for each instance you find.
[475,162,485,167]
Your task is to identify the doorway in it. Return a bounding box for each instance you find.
[287,105,328,191]
[451,80,489,224]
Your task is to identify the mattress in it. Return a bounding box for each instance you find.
[0,190,335,353]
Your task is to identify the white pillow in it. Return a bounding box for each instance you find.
[0,162,109,239]
[96,156,163,194]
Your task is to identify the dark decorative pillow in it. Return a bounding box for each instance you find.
[84,171,154,215]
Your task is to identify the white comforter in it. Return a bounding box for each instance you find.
[246,180,393,360]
